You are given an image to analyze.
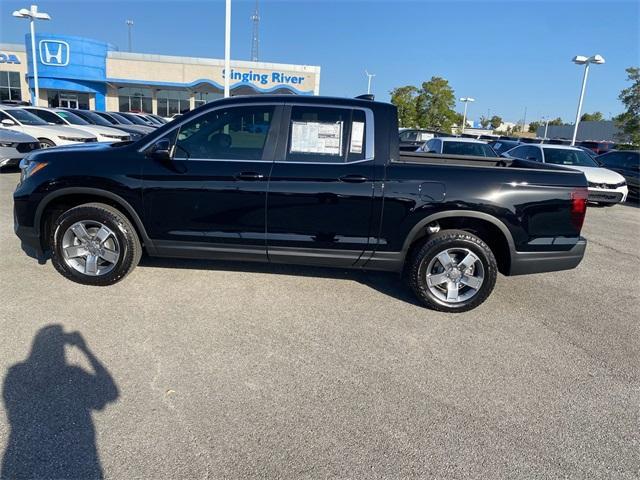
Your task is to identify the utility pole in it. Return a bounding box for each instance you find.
[522,106,527,133]
[224,0,231,97]
[365,70,376,95]
[250,0,259,62]
[126,20,134,52]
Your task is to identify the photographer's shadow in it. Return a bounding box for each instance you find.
[1,325,118,480]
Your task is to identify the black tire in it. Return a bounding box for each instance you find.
[50,203,142,286]
[37,138,56,149]
[406,229,498,313]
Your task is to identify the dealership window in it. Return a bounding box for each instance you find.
[0,71,22,102]
[193,90,223,108]
[47,91,90,110]
[118,87,152,113]
[286,106,367,163]
[156,90,190,117]
[174,105,274,160]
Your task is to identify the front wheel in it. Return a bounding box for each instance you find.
[50,203,142,286]
[406,229,498,313]
[37,138,56,149]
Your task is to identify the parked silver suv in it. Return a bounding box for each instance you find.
[0,128,40,168]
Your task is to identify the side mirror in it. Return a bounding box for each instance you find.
[148,138,172,161]
[1,118,16,127]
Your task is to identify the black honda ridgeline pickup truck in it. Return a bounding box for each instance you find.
[14,95,589,312]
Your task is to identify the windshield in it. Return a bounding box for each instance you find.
[5,109,47,126]
[109,112,135,125]
[442,141,498,157]
[75,110,113,127]
[56,110,90,125]
[118,113,148,125]
[543,148,599,167]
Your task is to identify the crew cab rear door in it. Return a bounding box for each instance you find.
[266,103,376,267]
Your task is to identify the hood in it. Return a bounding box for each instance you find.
[26,140,119,162]
[564,165,626,184]
[71,124,130,138]
[0,127,38,143]
[22,124,96,139]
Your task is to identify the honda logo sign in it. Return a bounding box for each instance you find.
[39,40,70,67]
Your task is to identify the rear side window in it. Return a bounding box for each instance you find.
[599,152,624,168]
[286,106,367,163]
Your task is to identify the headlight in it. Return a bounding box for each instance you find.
[0,142,18,148]
[19,159,48,181]
[102,134,127,140]
[616,181,627,188]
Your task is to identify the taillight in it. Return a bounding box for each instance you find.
[570,188,588,231]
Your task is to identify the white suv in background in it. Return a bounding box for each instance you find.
[504,143,628,205]
[21,107,130,143]
[0,106,97,148]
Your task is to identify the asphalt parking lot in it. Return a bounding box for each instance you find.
[0,170,638,479]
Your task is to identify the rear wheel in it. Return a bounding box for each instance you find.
[50,203,141,286]
[406,230,498,313]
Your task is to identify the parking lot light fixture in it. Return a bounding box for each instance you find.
[459,97,475,135]
[571,54,605,146]
[12,5,51,107]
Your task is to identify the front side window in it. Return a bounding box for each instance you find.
[174,105,274,160]
[543,148,598,167]
[56,110,90,125]
[25,108,65,125]
[286,106,367,163]
[399,130,418,141]
[0,71,22,102]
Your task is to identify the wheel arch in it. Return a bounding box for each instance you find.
[402,211,516,275]
[35,187,154,253]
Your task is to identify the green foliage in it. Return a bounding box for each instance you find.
[528,121,541,133]
[489,115,502,130]
[391,77,459,132]
[614,67,640,146]
[548,117,564,126]
[479,116,491,129]
[580,111,604,122]
[416,77,459,131]
[389,86,419,128]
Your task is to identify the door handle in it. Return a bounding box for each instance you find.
[234,172,264,181]
[339,174,369,183]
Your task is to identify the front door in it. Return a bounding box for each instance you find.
[266,104,377,267]
[142,103,280,262]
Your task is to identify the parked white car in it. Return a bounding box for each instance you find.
[21,107,130,143]
[0,106,97,148]
[503,143,628,205]
[417,137,499,157]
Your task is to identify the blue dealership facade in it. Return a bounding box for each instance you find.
[0,34,321,115]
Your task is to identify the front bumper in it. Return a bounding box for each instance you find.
[14,209,46,261]
[587,186,628,204]
[509,237,587,276]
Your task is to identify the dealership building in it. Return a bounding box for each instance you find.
[0,34,321,115]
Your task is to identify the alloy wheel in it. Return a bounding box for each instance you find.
[425,247,485,303]
[61,221,120,276]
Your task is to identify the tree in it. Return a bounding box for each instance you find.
[528,121,541,133]
[512,123,522,133]
[479,116,491,129]
[390,86,419,128]
[614,67,640,145]
[415,77,458,131]
[580,111,604,122]
[548,117,564,126]
[490,115,502,130]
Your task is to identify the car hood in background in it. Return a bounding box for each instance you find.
[71,124,131,138]
[564,165,626,184]
[0,128,38,143]
[18,124,97,140]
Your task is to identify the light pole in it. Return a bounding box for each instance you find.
[12,5,51,107]
[365,70,376,95]
[571,54,605,145]
[126,20,134,52]
[459,97,475,135]
[543,117,550,140]
[224,0,231,97]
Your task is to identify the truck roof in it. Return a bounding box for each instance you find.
[193,94,389,110]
